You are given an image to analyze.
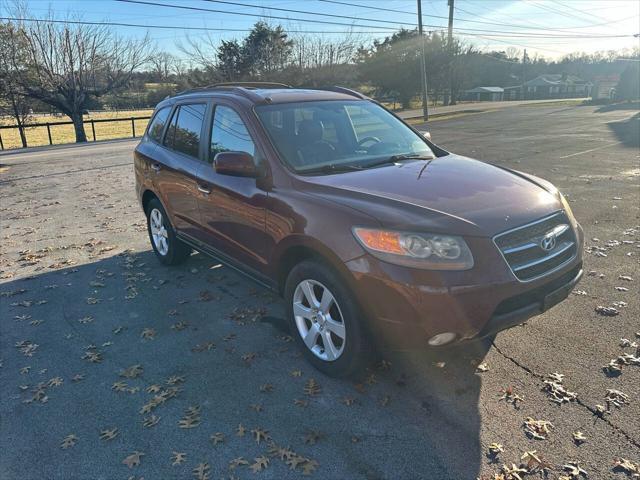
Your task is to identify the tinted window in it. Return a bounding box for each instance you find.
[210,106,255,162]
[164,103,206,158]
[147,106,171,143]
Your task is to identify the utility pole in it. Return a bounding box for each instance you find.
[417,0,429,121]
[447,0,455,105]
[522,48,527,100]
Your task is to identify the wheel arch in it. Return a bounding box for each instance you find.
[274,236,357,296]
[141,189,160,214]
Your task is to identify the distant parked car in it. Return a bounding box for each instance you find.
[134,83,584,377]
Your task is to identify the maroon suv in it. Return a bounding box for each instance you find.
[134,83,584,376]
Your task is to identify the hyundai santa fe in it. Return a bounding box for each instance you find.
[134,83,584,377]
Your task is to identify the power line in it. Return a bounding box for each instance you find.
[466,33,566,55]
[3,14,633,40]
[115,0,636,38]
[454,4,637,32]
[527,1,601,24]
[318,0,635,34]
[0,17,397,34]
[200,0,418,28]
[115,0,401,30]
[316,0,417,16]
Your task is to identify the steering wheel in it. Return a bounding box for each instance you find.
[357,136,381,147]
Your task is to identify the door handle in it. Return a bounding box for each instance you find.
[151,163,161,172]
[197,185,212,195]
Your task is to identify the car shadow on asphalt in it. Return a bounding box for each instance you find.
[594,101,640,113]
[1,250,487,479]
[606,112,640,148]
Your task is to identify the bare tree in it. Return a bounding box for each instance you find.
[0,22,32,148]
[149,51,176,83]
[5,14,152,143]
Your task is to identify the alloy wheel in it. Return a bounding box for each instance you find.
[292,279,346,361]
[149,208,169,256]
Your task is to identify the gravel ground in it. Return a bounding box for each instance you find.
[0,102,638,480]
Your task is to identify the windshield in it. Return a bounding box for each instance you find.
[255,100,434,174]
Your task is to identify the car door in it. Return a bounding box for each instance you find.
[195,101,270,276]
[134,104,170,194]
[152,101,208,238]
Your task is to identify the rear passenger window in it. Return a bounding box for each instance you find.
[164,103,206,158]
[210,106,255,162]
[147,106,171,143]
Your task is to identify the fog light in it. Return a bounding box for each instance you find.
[428,332,457,346]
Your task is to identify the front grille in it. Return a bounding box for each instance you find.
[494,211,577,281]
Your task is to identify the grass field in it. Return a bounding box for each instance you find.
[0,110,153,150]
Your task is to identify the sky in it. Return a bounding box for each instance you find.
[3,0,639,60]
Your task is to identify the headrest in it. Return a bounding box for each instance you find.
[297,119,324,143]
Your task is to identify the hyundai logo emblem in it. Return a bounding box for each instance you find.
[540,232,557,251]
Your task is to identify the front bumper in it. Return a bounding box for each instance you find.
[344,224,584,349]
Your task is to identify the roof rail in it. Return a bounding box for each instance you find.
[211,82,291,89]
[174,82,291,102]
[320,86,370,100]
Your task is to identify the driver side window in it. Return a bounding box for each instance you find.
[210,106,255,163]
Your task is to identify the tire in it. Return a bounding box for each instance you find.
[284,259,370,377]
[146,198,191,266]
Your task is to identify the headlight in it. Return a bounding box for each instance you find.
[559,192,577,227]
[353,228,474,270]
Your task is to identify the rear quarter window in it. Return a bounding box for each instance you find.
[147,106,171,143]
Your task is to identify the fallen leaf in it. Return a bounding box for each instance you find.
[612,458,639,475]
[304,378,321,396]
[122,451,144,469]
[250,455,269,473]
[563,461,587,478]
[99,427,119,441]
[210,432,224,445]
[476,362,489,373]
[572,431,586,444]
[523,417,553,440]
[192,462,210,480]
[171,451,186,466]
[60,434,78,449]
[120,364,143,379]
[251,427,269,444]
[229,457,249,470]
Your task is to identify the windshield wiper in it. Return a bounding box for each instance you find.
[301,163,364,175]
[362,153,434,169]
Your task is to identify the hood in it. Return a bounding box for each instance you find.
[296,154,562,237]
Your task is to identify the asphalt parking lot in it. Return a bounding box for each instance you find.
[1,102,638,479]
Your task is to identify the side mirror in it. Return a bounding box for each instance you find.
[422,131,432,140]
[214,151,257,178]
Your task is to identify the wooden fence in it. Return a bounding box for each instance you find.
[0,116,152,150]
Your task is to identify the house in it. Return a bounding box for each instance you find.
[523,74,592,99]
[464,86,504,101]
[592,74,620,100]
[503,85,522,101]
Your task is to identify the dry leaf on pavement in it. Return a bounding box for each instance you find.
[210,432,224,445]
[171,451,186,466]
[572,431,587,444]
[60,434,78,449]
[122,451,144,469]
[250,456,269,473]
[99,427,119,441]
[523,418,553,440]
[192,462,210,480]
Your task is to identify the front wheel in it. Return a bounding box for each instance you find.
[284,260,370,377]
[146,198,191,265]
